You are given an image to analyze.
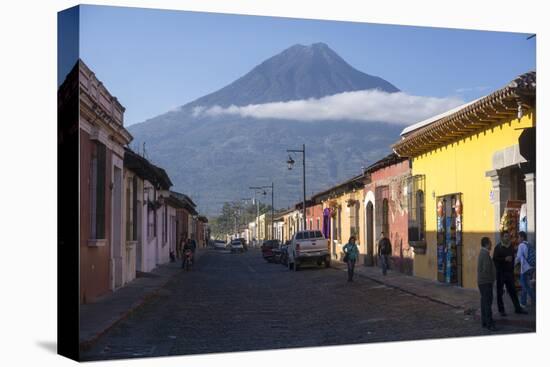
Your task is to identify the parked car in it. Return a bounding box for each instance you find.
[287,230,330,271]
[214,240,227,250]
[236,238,248,251]
[272,246,282,263]
[261,240,280,262]
[230,239,245,253]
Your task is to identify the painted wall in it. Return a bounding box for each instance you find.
[307,203,324,231]
[411,112,534,289]
[323,190,364,262]
[121,169,140,288]
[79,129,113,304]
[364,160,411,274]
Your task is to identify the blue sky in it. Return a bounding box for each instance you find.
[65,4,536,126]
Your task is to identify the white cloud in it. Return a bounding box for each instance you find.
[193,90,464,125]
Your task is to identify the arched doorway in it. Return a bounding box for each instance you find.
[365,201,374,266]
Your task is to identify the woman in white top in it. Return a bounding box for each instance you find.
[515,231,535,307]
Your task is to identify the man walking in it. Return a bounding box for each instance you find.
[478,237,497,331]
[378,232,392,276]
[493,231,527,316]
[515,231,535,308]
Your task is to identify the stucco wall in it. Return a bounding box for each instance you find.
[364,160,411,273]
[411,111,535,289]
[79,129,113,303]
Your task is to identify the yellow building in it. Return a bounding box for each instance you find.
[282,207,302,243]
[393,71,535,289]
[257,213,273,241]
[312,174,366,262]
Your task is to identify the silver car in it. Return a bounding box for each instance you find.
[230,240,245,253]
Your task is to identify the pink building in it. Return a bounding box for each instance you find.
[62,60,133,303]
[363,153,413,274]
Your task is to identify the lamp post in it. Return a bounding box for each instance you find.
[287,144,307,230]
[249,183,274,240]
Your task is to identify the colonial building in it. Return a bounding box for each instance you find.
[138,161,173,272]
[311,174,367,262]
[71,60,132,303]
[257,213,271,242]
[393,71,536,289]
[282,207,303,242]
[363,153,412,274]
[123,148,190,280]
[197,216,210,248]
[170,191,198,256]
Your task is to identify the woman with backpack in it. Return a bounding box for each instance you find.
[515,231,536,308]
[343,236,359,282]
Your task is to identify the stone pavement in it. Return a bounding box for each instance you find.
[79,249,205,350]
[81,249,533,361]
[332,260,536,329]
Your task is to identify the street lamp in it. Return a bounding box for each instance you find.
[287,144,307,230]
[249,183,274,240]
[287,155,295,170]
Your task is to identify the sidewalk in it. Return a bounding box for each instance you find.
[79,249,205,350]
[332,261,535,330]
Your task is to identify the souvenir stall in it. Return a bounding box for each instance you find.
[436,194,463,285]
[499,200,526,287]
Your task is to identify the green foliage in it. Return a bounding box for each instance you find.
[208,200,273,239]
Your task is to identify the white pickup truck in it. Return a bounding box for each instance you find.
[287,230,330,271]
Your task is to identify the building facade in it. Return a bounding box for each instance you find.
[363,154,412,274]
[74,60,133,303]
[393,71,536,289]
[312,174,366,262]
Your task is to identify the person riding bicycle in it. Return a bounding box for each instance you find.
[187,238,197,264]
[182,239,194,268]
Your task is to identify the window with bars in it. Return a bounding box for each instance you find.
[132,176,138,241]
[125,176,139,241]
[163,205,168,244]
[90,141,106,239]
[382,199,389,236]
[147,189,155,239]
[337,206,342,241]
[375,186,389,237]
[126,177,133,241]
[350,202,360,238]
[407,175,426,242]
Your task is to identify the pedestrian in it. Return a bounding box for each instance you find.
[477,236,497,331]
[493,231,527,316]
[343,236,359,282]
[378,232,392,275]
[188,238,197,264]
[515,231,535,308]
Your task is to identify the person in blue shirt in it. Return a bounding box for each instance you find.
[343,236,360,282]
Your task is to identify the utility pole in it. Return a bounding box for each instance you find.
[271,182,274,240]
[250,184,274,240]
[287,144,307,230]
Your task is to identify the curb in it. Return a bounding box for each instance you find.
[79,249,206,351]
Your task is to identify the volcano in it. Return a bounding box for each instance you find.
[128,43,403,215]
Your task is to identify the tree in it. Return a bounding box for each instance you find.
[209,200,273,239]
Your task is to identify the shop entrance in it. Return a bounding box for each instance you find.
[436,193,463,286]
[498,165,527,247]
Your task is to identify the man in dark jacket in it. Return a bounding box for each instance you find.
[478,237,497,331]
[493,231,527,316]
[378,232,392,276]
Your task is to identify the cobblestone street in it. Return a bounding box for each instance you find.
[81,248,533,361]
